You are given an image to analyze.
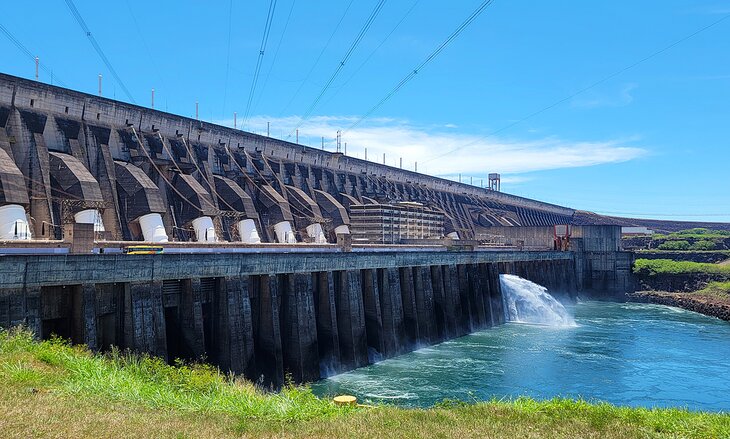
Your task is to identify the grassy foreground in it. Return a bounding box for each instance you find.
[2,329,729,438]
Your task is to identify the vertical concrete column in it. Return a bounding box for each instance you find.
[413,266,436,344]
[180,278,206,359]
[430,265,448,341]
[487,264,505,326]
[467,264,487,329]
[478,264,495,328]
[456,264,473,332]
[75,284,98,350]
[444,265,467,337]
[398,267,420,346]
[334,270,368,370]
[250,275,284,389]
[213,276,255,376]
[124,281,167,361]
[361,269,385,360]
[280,273,320,383]
[0,286,40,336]
[313,271,341,376]
[377,267,406,358]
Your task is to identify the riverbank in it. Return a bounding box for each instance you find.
[2,329,728,438]
[630,258,730,321]
[0,332,730,438]
[628,287,730,322]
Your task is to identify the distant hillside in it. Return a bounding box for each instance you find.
[571,211,730,233]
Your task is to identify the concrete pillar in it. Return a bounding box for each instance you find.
[467,264,487,329]
[313,272,341,376]
[334,270,368,370]
[361,269,385,361]
[250,275,284,389]
[398,267,419,347]
[124,281,167,361]
[213,276,255,376]
[430,265,448,341]
[478,264,495,328]
[456,264,473,332]
[413,266,436,344]
[487,264,505,326]
[179,278,206,359]
[444,264,467,337]
[377,267,406,358]
[75,284,98,350]
[0,286,40,337]
[280,273,319,383]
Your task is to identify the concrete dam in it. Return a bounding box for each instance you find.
[0,73,632,386]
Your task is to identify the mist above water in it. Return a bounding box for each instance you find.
[499,274,576,327]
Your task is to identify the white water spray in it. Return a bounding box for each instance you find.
[500,274,576,327]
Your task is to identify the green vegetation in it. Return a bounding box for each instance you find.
[656,240,691,250]
[653,228,730,241]
[694,281,730,299]
[633,259,730,277]
[2,329,730,438]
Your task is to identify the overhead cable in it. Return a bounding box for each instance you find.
[63,0,136,103]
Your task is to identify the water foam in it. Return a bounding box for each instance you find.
[500,274,576,327]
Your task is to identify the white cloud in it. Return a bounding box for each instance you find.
[571,83,638,108]
[217,115,647,180]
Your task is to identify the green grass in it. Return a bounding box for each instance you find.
[633,259,730,277]
[0,328,349,422]
[694,281,730,299]
[652,228,730,241]
[2,328,730,438]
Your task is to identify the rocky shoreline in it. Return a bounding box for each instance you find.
[628,291,730,322]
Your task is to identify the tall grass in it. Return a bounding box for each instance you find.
[0,328,349,422]
[2,328,730,438]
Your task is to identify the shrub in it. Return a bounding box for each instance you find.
[691,240,717,251]
[657,240,690,250]
[633,259,730,277]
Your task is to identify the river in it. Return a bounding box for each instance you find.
[312,280,730,411]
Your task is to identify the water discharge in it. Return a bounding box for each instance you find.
[500,274,575,327]
[313,298,730,411]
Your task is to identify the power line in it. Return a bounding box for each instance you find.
[242,0,278,128]
[278,0,355,117]
[0,22,67,87]
[423,12,730,164]
[319,0,420,110]
[343,0,496,134]
[63,0,136,103]
[253,0,297,114]
[289,0,387,136]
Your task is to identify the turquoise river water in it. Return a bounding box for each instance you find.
[312,301,730,411]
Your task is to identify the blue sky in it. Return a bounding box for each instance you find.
[1,1,729,221]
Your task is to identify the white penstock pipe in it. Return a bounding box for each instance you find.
[138,213,168,242]
[237,219,261,244]
[192,216,217,242]
[0,204,32,240]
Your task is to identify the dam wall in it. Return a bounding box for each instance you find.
[0,72,578,246]
[0,250,573,386]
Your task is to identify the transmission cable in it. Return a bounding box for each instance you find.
[422,11,730,164]
[252,0,297,115]
[242,0,278,128]
[0,22,68,87]
[63,0,136,103]
[279,0,355,117]
[320,0,420,110]
[289,0,387,136]
[343,0,495,134]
